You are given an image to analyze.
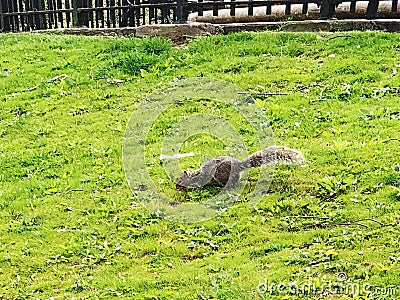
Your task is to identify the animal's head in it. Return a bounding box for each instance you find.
[176,170,191,190]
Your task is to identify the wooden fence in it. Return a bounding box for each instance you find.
[0,0,186,31]
[0,0,395,32]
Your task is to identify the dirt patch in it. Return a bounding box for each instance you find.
[135,23,223,43]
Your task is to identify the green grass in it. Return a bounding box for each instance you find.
[1,31,400,299]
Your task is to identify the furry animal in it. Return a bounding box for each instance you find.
[176,146,305,189]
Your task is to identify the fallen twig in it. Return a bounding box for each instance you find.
[358,218,386,226]
[238,92,289,96]
[107,78,124,84]
[295,221,371,231]
[382,138,400,143]
[49,74,68,82]
[5,85,38,97]
[21,85,38,92]
[286,215,330,219]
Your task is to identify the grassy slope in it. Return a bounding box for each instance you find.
[0,31,400,299]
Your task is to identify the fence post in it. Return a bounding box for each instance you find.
[319,0,336,19]
[197,0,203,16]
[392,0,398,12]
[72,0,89,26]
[176,0,189,22]
[0,0,3,32]
[230,0,235,16]
[366,0,379,18]
[0,0,10,32]
[176,0,182,21]
[72,0,78,26]
[248,0,253,16]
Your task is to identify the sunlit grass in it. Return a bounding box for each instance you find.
[0,31,399,299]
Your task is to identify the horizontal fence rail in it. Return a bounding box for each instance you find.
[0,0,397,32]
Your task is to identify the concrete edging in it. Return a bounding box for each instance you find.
[219,19,400,34]
[37,19,400,42]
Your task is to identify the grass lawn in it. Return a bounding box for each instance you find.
[1,31,400,299]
